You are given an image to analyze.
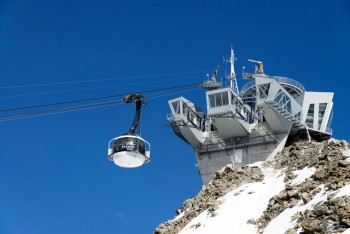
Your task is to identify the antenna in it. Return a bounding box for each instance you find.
[225,47,239,94]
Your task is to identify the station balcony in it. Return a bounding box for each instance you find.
[240,76,306,98]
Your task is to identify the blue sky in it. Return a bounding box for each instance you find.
[0,1,349,233]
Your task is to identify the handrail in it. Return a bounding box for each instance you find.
[240,76,306,95]
[240,80,256,95]
[197,134,277,152]
[270,76,306,93]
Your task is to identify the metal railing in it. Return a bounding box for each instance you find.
[270,76,306,94]
[197,134,277,154]
[240,80,256,95]
[240,76,306,95]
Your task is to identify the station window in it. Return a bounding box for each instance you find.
[306,104,314,128]
[258,83,270,99]
[208,91,229,108]
[326,107,333,132]
[183,102,189,117]
[274,89,291,114]
[171,101,181,114]
[294,111,301,121]
[209,94,215,108]
[215,93,223,107]
[222,92,229,105]
[318,103,327,130]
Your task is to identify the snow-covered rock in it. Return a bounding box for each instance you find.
[154,140,350,234]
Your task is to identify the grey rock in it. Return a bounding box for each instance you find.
[339,160,350,167]
[285,228,297,234]
[287,190,299,199]
[246,219,256,225]
[301,218,322,232]
[314,205,329,216]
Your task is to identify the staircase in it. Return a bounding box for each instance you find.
[265,100,304,129]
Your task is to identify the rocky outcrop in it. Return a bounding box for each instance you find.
[258,140,350,233]
[154,166,263,234]
[154,139,350,234]
[295,196,350,233]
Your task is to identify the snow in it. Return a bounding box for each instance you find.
[291,167,315,185]
[334,184,350,198]
[175,154,350,234]
[178,167,285,234]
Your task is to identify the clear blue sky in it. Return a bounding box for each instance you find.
[0,1,349,233]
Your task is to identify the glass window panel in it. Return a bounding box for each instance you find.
[138,139,145,155]
[258,86,264,98]
[286,101,291,113]
[265,83,270,96]
[222,92,229,105]
[274,89,283,104]
[258,84,270,98]
[294,111,301,120]
[115,137,137,152]
[183,103,189,117]
[209,94,215,108]
[327,107,333,129]
[215,93,223,107]
[306,103,314,128]
[318,103,327,129]
[172,101,180,114]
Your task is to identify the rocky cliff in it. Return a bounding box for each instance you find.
[154,140,350,234]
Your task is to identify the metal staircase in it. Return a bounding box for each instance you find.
[265,100,305,129]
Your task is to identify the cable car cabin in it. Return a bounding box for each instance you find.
[108,135,150,168]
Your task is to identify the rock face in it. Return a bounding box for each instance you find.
[154,140,350,234]
[154,166,263,234]
[258,140,350,233]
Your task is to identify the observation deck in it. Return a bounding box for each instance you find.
[240,76,306,98]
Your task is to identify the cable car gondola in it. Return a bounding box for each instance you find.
[107,94,150,168]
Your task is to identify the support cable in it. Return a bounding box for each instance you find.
[0,70,210,90]
[0,75,202,100]
[0,101,122,121]
[0,85,200,121]
[0,83,200,113]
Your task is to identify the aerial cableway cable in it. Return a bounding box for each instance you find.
[0,83,200,113]
[0,84,200,121]
[0,70,210,90]
[0,100,123,121]
[0,74,205,100]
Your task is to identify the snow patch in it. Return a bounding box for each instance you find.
[178,168,285,234]
[291,167,315,185]
[174,211,185,221]
[334,184,350,199]
[249,161,264,168]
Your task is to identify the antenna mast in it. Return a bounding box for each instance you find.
[227,47,239,94]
